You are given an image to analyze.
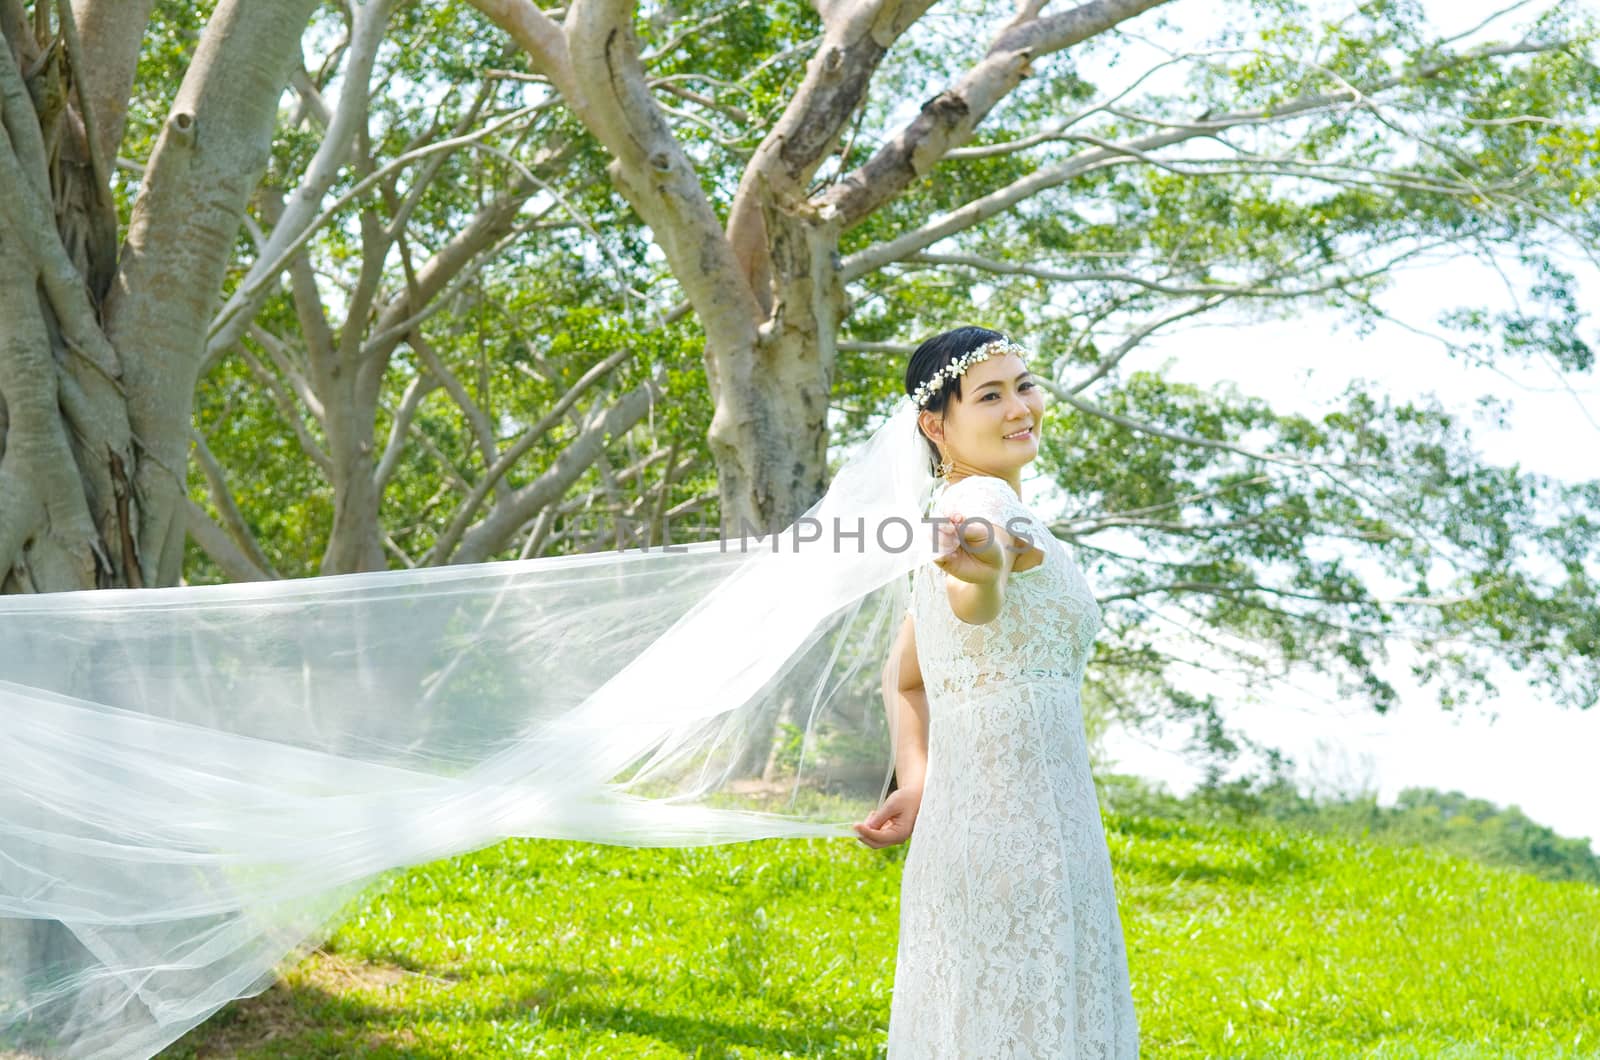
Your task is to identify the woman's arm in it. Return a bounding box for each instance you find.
[937,514,1021,625]
[885,613,929,794]
[931,477,1038,625]
[855,614,927,848]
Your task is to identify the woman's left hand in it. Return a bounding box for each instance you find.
[853,787,922,848]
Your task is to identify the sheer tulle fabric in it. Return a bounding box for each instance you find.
[0,402,941,1059]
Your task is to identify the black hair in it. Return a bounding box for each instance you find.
[904,325,1010,467]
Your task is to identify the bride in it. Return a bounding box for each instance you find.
[854,326,1141,1057]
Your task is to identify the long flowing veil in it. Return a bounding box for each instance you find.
[0,399,940,1059]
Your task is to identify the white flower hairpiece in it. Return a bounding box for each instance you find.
[911,338,1030,409]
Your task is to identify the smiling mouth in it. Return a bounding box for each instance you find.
[1003,427,1034,440]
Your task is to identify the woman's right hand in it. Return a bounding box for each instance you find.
[853,787,922,848]
[933,512,1010,586]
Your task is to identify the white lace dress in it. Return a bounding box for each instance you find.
[887,474,1139,1058]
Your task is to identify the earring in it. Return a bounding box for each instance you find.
[936,452,954,479]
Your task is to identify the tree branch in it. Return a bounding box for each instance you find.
[289,63,332,129]
[202,101,545,354]
[726,0,937,305]
[189,428,279,578]
[235,343,333,474]
[182,498,272,581]
[427,346,638,564]
[373,370,440,493]
[478,0,763,361]
[405,329,498,476]
[0,462,36,580]
[105,0,324,585]
[450,368,665,565]
[71,0,159,166]
[204,0,397,362]
[821,0,1176,228]
[0,45,121,378]
[1046,382,1472,570]
[361,173,546,365]
[0,246,100,586]
[248,322,325,423]
[580,0,762,334]
[466,0,578,100]
[56,0,114,210]
[842,36,1573,281]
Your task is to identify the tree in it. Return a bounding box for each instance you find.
[3,0,1598,771]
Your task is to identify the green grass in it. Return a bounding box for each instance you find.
[166,798,1600,1058]
[1112,813,1600,1058]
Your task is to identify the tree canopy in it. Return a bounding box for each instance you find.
[1,0,1597,772]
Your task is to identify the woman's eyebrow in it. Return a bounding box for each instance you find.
[973,371,1033,392]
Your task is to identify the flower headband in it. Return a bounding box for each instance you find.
[911,338,1030,409]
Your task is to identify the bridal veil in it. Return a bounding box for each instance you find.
[0,399,942,1058]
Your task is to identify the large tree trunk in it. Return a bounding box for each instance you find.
[0,0,319,591]
[714,196,849,536]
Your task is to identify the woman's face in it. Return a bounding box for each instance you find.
[920,352,1045,476]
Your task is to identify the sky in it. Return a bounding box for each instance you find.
[1052,0,1600,854]
[1095,252,1600,856]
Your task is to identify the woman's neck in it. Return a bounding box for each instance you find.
[943,472,1023,499]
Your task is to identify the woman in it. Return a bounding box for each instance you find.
[853,326,1141,1058]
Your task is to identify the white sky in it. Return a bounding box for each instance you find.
[1059,0,1600,854]
[1096,256,1600,856]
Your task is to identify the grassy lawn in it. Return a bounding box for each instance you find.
[166,797,1600,1058]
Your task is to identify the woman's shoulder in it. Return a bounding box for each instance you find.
[933,474,1033,524]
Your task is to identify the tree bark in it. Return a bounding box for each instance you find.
[103,0,324,585]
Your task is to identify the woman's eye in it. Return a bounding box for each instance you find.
[984,381,1034,399]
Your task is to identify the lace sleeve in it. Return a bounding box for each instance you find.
[932,475,1036,550]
